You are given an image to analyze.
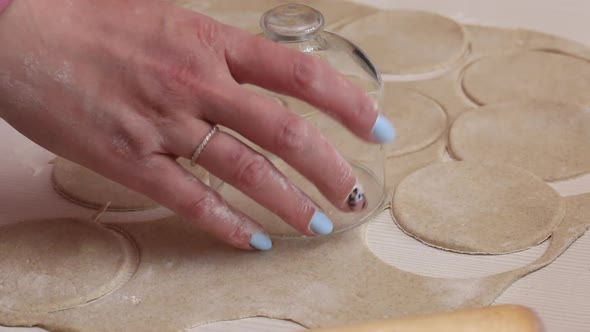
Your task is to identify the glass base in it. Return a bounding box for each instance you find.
[217,159,386,239]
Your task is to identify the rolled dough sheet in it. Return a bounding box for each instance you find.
[381,86,447,157]
[52,157,209,211]
[0,218,138,314]
[461,50,590,106]
[335,10,469,76]
[174,0,377,34]
[392,162,565,254]
[3,191,588,331]
[449,100,590,181]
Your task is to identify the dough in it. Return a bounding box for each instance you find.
[449,100,590,181]
[3,192,588,331]
[174,0,377,34]
[219,155,386,237]
[335,10,468,75]
[382,86,447,157]
[0,218,138,313]
[52,157,209,211]
[461,50,590,106]
[385,136,447,195]
[392,162,564,254]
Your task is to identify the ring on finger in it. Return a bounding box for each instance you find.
[190,125,219,166]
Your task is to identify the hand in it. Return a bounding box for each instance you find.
[0,0,395,250]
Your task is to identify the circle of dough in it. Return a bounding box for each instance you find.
[461,50,590,105]
[383,86,447,157]
[0,219,138,313]
[52,157,209,211]
[392,162,564,254]
[449,101,590,181]
[336,10,468,75]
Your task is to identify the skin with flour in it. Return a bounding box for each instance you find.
[0,0,396,250]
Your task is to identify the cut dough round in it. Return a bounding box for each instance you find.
[461,51,590,105]
[52,158,209,211]
[383,86,447,157]
[336,10,468,75]
[0,219,138,313]
[392,162,564,254]
[175,0,376,34]
[449,101,590,181]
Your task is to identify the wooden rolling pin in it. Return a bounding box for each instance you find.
[306,305,544,332]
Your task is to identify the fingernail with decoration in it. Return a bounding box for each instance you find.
[346,183,368,212]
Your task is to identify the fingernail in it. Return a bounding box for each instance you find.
[250,233,272,251]
[371,113,396,143]
[347,183,368,212]
[309,211,334,235]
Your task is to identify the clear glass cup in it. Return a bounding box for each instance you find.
[217,3,386,237]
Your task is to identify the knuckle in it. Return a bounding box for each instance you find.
[291,54,320,92]
[335,155,354,187]
[227,221,249,244]
[275,115,310,152]
[183,192,217,221]
[194,17,223,50]
[158,55,200,91]
[294,194,314,221]
[111,130,159,164]
[235,154,271,190]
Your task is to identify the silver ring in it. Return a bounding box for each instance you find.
[190,125,219,166]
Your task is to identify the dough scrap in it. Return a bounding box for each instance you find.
[335,10,468,75]
[449,100,590,181]
[382,86,447,157]
[392,162,564,254]
[0,218,138,313]
[52,157,209,211]
[174,0,377,34]
[461,50,590,106]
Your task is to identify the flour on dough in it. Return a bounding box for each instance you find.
[382,86,447,157]
[449,100,590,181]
[4,190,589,332]
[336,10,468,76]
[461,50,590,106]
[10,218,499,330]
[385,136,447,196]
[0,218,138,313]
[52,157,209,211]
[392,162,565,254]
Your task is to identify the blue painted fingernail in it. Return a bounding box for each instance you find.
[250,233,272,251]
[309,211,334,235]
[371,113,396,143]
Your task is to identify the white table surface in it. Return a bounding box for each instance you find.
[1,1,589,331]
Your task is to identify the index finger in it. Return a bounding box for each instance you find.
[223,29,396,144]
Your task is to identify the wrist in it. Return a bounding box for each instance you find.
[0,0,13,14]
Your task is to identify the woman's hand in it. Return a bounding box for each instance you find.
[0,0,395,250]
